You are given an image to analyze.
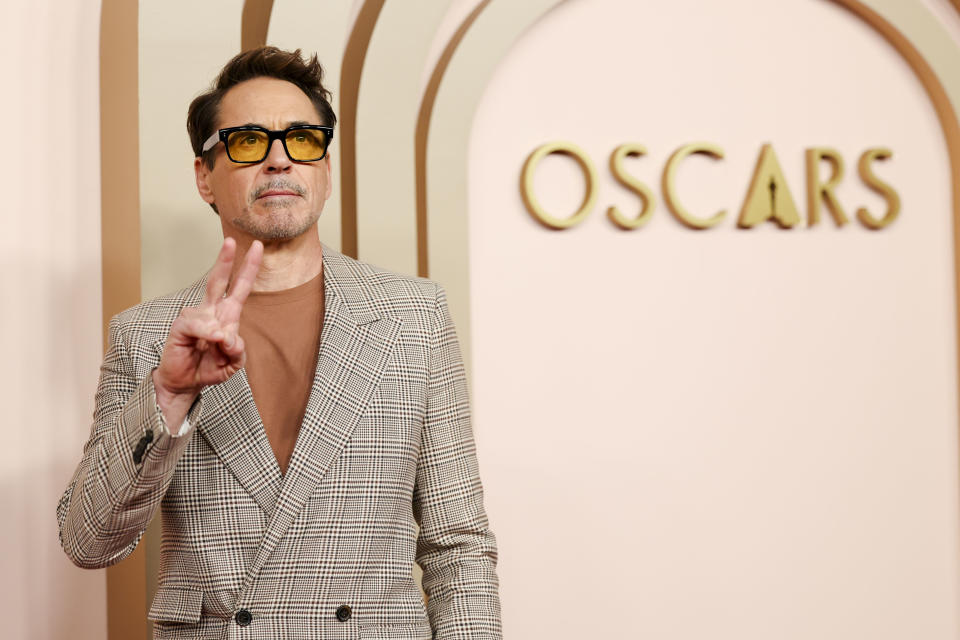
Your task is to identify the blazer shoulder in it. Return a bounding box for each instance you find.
[111,276,207,335]
[322,245,441,314]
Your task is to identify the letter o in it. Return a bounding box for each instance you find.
[520,141,598,230]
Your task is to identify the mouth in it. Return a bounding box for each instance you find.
[257,190,301,199]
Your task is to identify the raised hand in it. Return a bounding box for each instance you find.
[152,238,263,427]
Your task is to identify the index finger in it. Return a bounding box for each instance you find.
[203,237,237,305]
[225,240,263,306]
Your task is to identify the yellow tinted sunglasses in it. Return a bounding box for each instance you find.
[201,124,334,163]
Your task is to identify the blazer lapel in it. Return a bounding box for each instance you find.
[242,245,403,590]
[195,369,284,517]
[152,275,284,517]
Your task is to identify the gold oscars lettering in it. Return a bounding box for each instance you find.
[520,142,900,231]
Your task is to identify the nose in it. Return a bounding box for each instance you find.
[262,137,292,173]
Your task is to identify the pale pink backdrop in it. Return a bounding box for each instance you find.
[468,0,960,637]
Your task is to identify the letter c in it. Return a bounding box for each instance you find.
[662,142,726,230]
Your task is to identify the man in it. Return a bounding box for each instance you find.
[57,46,501,639]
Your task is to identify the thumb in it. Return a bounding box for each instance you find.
[225,333,246,361]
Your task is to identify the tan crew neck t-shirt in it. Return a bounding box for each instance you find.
[240,269,325,475]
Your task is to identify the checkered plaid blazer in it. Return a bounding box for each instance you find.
[57,244,501,639]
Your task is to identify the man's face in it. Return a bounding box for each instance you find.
[195,76,332,242]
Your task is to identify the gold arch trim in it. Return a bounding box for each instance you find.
[829,0,960,494]
[339,0,387,259]
[241,0,275,51]
[414,0,492,278]
[99,0,146,637]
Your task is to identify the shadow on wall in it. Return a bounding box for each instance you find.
[3,253,108,639]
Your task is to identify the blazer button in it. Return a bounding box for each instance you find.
[132,431,154,465]
[235,609,253,626]
[335,605,352,622]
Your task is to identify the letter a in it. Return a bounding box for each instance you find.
[737,143,801,229]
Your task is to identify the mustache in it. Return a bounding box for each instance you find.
[250,179,306,202]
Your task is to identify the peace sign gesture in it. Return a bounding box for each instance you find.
[152,238,263,428]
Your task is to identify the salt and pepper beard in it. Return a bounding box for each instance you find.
[230,179,319,241]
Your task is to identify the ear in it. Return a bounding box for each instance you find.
[195,156,216,205]
[322,153,333,201]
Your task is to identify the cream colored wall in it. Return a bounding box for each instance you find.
[352,2,455,274]
[0,0,108,638]
[920,0,960,41]
[467,0,959,637]
[138,2,245,299]
[420,0,483,98]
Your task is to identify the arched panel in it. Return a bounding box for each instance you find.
[349,1,452,273]
[426,0,960,637]
[425,0,960,392]
[425,0,564,371]
[340,0,386,258]
[415,0,492,278]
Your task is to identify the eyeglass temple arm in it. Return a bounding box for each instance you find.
[200,131,220,154]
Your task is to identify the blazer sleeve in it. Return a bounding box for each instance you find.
[56,314,201,569]
[414,284,502,639]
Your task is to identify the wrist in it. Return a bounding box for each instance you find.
[152,369,200,408]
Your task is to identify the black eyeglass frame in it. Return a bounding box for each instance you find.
[201,124,335,163]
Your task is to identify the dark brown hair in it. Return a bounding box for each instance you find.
[187,46,337,169]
